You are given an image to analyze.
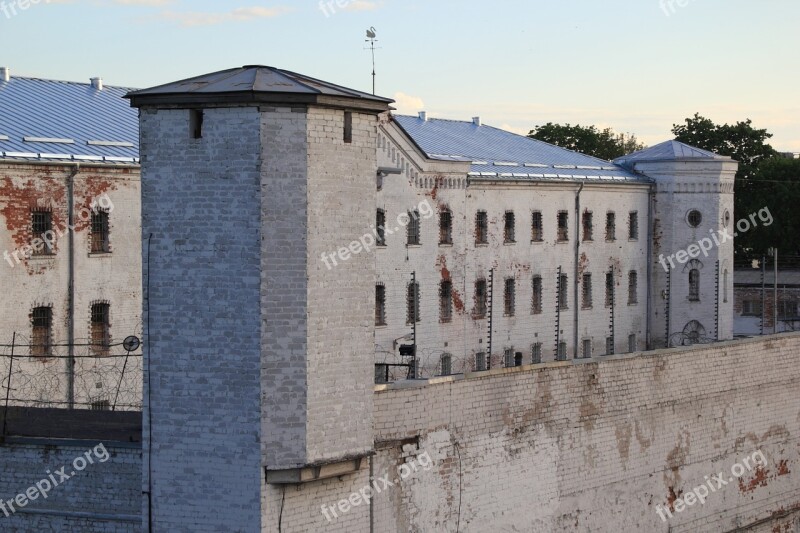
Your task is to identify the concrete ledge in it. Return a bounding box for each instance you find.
[16,507,140,523]
[266,454,369,485]
[374,332,800,393]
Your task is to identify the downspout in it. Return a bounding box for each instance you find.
[67,163,80,409]
[574,181,584,359]
[646,182,655,350]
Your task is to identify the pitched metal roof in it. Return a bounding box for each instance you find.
[392,115,647,183]
[127,65,393,111]
[614,140,730,168]
[0,75,139,164]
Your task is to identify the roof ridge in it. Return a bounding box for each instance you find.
[5,75,138,91]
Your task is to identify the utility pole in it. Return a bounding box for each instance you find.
[769,248,778,334]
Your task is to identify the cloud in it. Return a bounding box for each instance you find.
[342,0,381,12]
[499,124,530,137]
[392,92,425,115]
[155,5,291,26]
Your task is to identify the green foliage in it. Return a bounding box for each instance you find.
[528,123,645,161]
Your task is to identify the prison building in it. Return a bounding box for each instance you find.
[0,68,142,410]
[375,117,736,380]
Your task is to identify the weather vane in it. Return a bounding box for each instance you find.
[365,27,378,95]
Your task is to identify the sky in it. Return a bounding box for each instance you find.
[2,0,799,151]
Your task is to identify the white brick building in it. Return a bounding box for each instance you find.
[0,70,142,410]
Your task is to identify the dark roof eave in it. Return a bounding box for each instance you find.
[126,91,393,113]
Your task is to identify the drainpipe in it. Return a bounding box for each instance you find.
[574,181,585,359]
[67,164,80,408]
[646,183,655,350]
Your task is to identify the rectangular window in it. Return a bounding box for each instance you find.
[628,334,637,353]
[31,210,53,255]
[689,269,700,302]
[582,273,593,309]
[475,352,487,372]
[91,210,110,253]
[91,303,110,356]
[605,272,615,307]
[474,279,487,318]
[531,211,543,242]
[504,211,515,243]
[558,274,568,310]
[531,276,543,315]
[31,306,52,357]
[440,280,453,323]
[582,339,592,359]
[407,210,420,245]
[743,300,762,316]
[504,347,514,368]
[475,211,488,245]
[376,209,386,246]
[556,341,567,361]
[440,354,452,376]
[190,109,203,139]
[504,278,515,316]
[629,211,639,240]
[778,300,798,320]
[375,284,386,326]
[557,211,569,242]
[343,111,353,143]
[606,336,615,355]
[582,211,593,241]
[439,209,453,245]
[531,343,542,364]
[406,282,420,324]
[606,212,616,241]
[628,271,638,305]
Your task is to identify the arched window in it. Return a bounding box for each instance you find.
[682,320,706,345]
[689,269,700,301]
[723,269,729,303]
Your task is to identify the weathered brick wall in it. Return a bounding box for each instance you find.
[140,105,264,532]
[367,333,800,532]
[0,441,140,532]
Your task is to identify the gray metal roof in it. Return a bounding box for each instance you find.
[735,268,800,287]
[127,65,394,111]
[393,115,648,183]
[615,140,730,168]
[0,75,139,164]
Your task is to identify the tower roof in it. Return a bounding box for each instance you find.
[126,65,393,112]
[614,140,732,168]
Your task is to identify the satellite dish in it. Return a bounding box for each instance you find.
[366,27,376,39]
[123,335,141,352]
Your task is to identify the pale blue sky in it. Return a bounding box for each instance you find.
[3,0,799,150]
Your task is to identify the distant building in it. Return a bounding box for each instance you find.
[0,69,142,410]
[734,267,800,335]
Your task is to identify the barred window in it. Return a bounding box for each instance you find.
[582,339,592,358]
[531,343,542,364]
[440,280,453,323]
[504,278,515,316]
[605,272,615,307]
[689,269,700,301]
[531,276,543,315]
[406,282,420,324]
[31,306,52,357]
[375,284,386,326]
[475,211,488,245]
[531,211,543,242]
[606,212,616,241]
[504,347,514,368]
[558,274,568,310]
[439,209,453,245]
[629,211,639,240]
[582,273,593,309]
[440,353,452,376]
[474,279,487,318]
[407,210,420,245]
[606,337,615,355]
[376,209,386,246]
[628,271,638,305]
[90,303,111,356]
[504,211,516,243]
[31,210,53,255]
[582,211,593,241]
[557,211,569,242]
[475,352,487,372]
[91,210,110,253]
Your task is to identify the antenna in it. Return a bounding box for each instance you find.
[365,26,378,95]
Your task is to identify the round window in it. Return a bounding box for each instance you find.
[687,210,702,228]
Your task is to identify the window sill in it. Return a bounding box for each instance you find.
[89,252,112,258]
[531,240,544,244]
[475,243,489,247]
[628,302,638,306]
[439,243,453,248]
[556,240,569,244]
[406,244,421,249]
[503,241,516,246]
[376,245,387,250]
[28,254,56,260]
[581,306,593,310]
[375,324,387,329]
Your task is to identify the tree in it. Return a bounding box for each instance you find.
[528,123,645,161]
[672,113,777,181]
[672,114,783,257]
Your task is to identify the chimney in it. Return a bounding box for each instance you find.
[418,111,427,122]
[0,67,9,83]
[472,116,481,127]
[90,77,103,91]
